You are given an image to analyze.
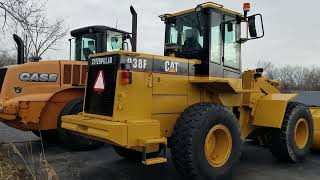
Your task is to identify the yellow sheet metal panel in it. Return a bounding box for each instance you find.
[152,95,188,114]
[152,113,180,137]
[153,73,188,95]
[127,122,161,147]
[218,94,242,107]
[252,94,296,128]
[62,114,163,148]
[239,107,256,139]
[312,130,320,150]
[62,114,128,146]
[187,84,201,106]
[309,108,320,150]
[189,76,242,90]
[261,93,297,101]
[310,108,320,131]
[114,71,153,122]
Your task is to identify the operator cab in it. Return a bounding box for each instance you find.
[70,26,131,61]
[161,2,264,78]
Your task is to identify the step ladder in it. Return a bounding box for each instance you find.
[141,137,167,165]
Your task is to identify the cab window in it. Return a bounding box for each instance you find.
[165,13,206,59]
[223,15,240,69]
[75,33,96,61]
[107,30,124,51]
[210,11,222,64]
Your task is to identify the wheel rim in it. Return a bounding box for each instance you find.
[204,124,232,167]
[294,118,309,149]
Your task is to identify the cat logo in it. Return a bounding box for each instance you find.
[165,61,179,73]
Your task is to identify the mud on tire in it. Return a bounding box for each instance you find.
[171,103,241,180]
[269,102,313,162]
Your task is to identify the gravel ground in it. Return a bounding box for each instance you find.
[1,122,320,180]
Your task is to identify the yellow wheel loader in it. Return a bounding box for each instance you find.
[0,7,138,150]
[61,2,319,179]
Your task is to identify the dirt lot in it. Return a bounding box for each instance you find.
[1,123,320,180]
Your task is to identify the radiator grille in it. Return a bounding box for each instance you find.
[84,64,117,116]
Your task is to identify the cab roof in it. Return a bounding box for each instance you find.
[161,2,241,18]
[70,25,130,37]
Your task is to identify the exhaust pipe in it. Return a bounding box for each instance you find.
[130,6,137,52]
[13,34,24,64]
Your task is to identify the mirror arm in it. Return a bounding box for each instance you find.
[237,38,248,44]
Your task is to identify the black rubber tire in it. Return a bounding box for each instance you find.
[57,97,104,151]
[32,130,59,143]
[269,102,313,163]
[171,103,241,180]
[112,146,141,161]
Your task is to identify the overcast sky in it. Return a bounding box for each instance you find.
[5,0,320,69]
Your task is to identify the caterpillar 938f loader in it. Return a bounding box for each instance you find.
[61,2,319,179]
[0,7,137,150]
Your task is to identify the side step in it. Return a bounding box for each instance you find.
[141,137,167,165]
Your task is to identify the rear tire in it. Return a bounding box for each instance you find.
[32,130,59,143]
[269,102,313,162]
[171,103,241,180]
[57,97,104,150]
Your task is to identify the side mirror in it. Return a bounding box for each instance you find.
[248,16,257,37]
[247,14,264,40]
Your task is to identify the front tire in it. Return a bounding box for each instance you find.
[269,102,313,162]
[57,97,104,150]
[171,103,241,180]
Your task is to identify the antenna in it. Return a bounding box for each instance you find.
[115,19,118,29]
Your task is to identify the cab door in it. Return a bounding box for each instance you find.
[221,15,241,78]
[209,11,241,78]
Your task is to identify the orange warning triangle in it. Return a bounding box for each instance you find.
[93,70,105,92]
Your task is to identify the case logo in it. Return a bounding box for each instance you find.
[19,73,58,82]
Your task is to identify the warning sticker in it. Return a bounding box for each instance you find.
[93,70,105,92]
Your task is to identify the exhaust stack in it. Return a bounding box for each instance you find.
[13,34,24,64]
[130,6,137,52]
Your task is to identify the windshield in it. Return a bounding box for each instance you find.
[74,31,130,61]
[165,13,206,59]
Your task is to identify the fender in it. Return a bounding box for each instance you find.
[38,88,84,130]
[252,93,298,128]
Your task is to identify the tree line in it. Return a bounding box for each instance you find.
[257,61,320,91]
[0,0,68,61]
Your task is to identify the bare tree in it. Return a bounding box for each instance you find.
[256,61,320,91]
[256,60,278,79]
[0,0,44,31]
[0,51,15,66]
[0,0,68,60]
[22,13,68,59]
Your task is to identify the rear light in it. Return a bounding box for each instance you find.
[121,70,132,85]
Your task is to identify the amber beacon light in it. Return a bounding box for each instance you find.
[243,2,251,12]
